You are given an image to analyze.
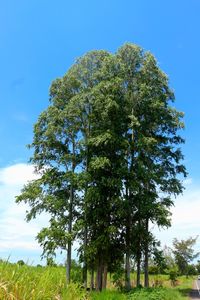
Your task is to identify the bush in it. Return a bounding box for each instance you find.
[112,267,124,291]
[168,267,179,286]
[17,260,25,266]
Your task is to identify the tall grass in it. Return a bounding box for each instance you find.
[0,261,88,299]
[0,261,194,299]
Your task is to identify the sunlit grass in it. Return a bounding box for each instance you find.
[0,261,194,299]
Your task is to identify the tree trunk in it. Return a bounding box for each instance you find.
[102,263,108,289]
[96,257,103,291]
[125,250,131,290]
[66,239,71,284]
[66,179,73,284]
[125,181,131,290]
[66,139,75,284]
[125,223,131,290]
[136,252,141,287]
[136,219,141,287]
[82,225,88,288]
[144,218,149,288]
[90,267,94,290]
[83,130,89,289]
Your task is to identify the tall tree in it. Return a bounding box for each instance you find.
[117,44,186,287]
[16,80,81,283]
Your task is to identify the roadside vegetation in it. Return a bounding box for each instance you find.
[0,258,196,299]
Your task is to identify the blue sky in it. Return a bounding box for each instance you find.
[0,0,200,264]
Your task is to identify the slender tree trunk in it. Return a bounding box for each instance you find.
[102,263,108,289]
[82,124,90,289]
[144,218,149,288]
[136,217,141,287]
[90,267,94,290]
[83,226,88,288]
[136,251,141,287]
[66,240,71,284]
[66,139,75,284]
[66,186,72,283]
[125,111,134,290]
[125,176,131,290]
[125,223,131,290]
[96,256,103,291]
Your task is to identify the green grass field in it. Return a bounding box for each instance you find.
[0,261,194,299]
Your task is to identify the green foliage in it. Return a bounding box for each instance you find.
[149,265,160,275]
[46,257,57,267]
[173,236,199,275]
[195,260,200,273]
[149,244,168,274]
[0,261,193,299]
[17,260,25,266]
[70,260,82,283]
[187,264,197,275]
[168,266,179,286]
[16,42,186,290]
[112,266,124,291]
[128,287,185,300]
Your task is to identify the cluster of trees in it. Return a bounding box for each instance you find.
[16,43,186,291]
[149,237,199,277]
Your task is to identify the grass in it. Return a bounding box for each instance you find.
[91,290,127,300]
[126,275,194,300]
[0,261,68,299]
[128,287,187,300]
[0,261,194,299]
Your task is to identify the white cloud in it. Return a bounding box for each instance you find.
[0,163,199,263]
[153,185,200,250]
[0,163,38,186]
[0,163,48,262]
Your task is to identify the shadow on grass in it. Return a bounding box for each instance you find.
[177,287,192,297]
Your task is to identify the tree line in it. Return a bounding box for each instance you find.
[16,43,186,291]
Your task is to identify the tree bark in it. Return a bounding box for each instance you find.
[66,198,72,284]
[82,125,89,289]
[82,226,88,289]
[144,218,149,288]
[136,252,141,287]
[125,177,131,290]
[102,263,108,289]
[66,178,74,284]
[90,267,94,290]
[96,256,103,291]
[125,223,131,290]
[66,140,75,284]
[66,238,71,284]
[136,218,141,287]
